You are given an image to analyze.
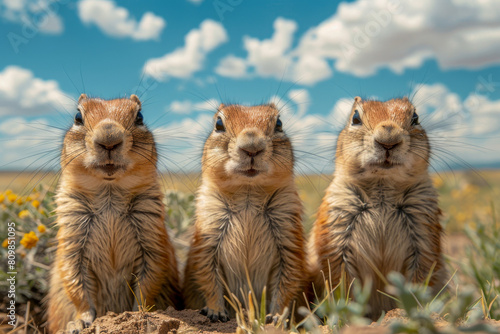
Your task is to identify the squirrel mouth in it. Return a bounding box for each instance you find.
[371,160,399,169]
[241,168,259,177]
[97,164,122,176]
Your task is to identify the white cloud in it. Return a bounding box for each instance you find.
[143,19,228,80]
[77,0,166,41]
[0,66,73,116]
[295,0,500,78]
[215,55,248,78]
[217,1,500,84]
[167,99,218,114]
[153,114,213,172]
[216,17,325,84]
[287,89,310,117]
[0,0,65,34]
[0,116,63,170]
[244,17,297,78]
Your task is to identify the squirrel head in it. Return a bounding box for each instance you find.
[335,96,429,180]
[202,103,294,190]
[61,94,157,184]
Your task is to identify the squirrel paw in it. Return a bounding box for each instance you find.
[66,310,95,333]
[265,313,280,325]
[200,306,230,322]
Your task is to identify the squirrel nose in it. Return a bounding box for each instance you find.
[375,140,400,151]
[93,121,125,152]
[240,147,264,157]
[96,141,122,151]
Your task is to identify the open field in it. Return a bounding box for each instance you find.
[1,169,500,333]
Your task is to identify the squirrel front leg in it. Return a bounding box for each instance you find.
[267,214,306,322]
[56,224,97,332]
[186,229,229,322]
[130,223,182,310]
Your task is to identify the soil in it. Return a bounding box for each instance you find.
[80,308,238,334]
[74,307,500,334]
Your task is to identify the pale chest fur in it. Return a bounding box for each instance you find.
[196,185,301,301]
[56,185,163,311]
[324,178,440,280]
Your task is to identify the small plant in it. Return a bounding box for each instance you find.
[463,202,500,319]
[164,189,195,237]
[298,266,371,333]
[126,275,155,313]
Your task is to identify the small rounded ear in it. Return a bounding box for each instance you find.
[268,102,278,110]
[78,94,87,103]
[130,94,141,109]
[354,96,362,105]
[217,103,225,111]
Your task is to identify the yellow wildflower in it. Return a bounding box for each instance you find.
[16,197,25,205]
[20,231,38,249]
[2,239,8,248]
[39,209,46,216]
[31,199,41,209]
[0,193,4,204]
[7,193,17,203]
[432,176,444,188]
[5,189,13,195]
[26,196,33,201]
[37,224,47,233]
[18,210,30,219]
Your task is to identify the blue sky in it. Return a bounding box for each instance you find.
[0,0,499,173]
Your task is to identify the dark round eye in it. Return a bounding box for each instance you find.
[411,111,419,126]
[135,111,144,126]
[275,117,283,132]
[74,111,83,125]
[215,116,225,132]
[352,110,362,125]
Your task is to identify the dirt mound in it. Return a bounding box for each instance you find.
[81,308,238,334]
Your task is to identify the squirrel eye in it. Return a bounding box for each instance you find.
[135,111,144,126]
[411,111,419,126]
[215,116,225,132]
[74,111,83,125]
[352,110,362,126]
[275,117,283,132]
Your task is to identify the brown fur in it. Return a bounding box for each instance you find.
[309,97,447,319]
[183,104,306,321]
[46,94,182,333]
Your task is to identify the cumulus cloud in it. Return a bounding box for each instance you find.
[215,17,326,84]
[215,55,248,78]
[217,1,500,84]
[167,99,218,114]
[143,19,228,80]
[286,89,310,117]
[153,114,213,172]
[0,116,64,170]
[296,0,500,78]
[0,0,65,34]
[77,0,166,41]
[0,66,73,116]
